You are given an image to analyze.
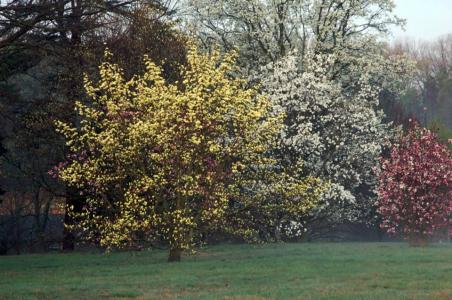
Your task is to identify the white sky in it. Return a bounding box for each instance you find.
[392,0,452,41]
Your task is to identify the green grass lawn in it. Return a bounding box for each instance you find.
[1,242,451,299]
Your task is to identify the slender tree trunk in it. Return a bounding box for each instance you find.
[62,213,75,251]
[33,188,51,252]
[408,233,429,247]
[0,240,7,255]
[376,224,384,242]
[62,188,84,251]
[168,247,182,262]
[62,192,75,251]
[32,188,44,251]
[274,220,282,243]
[168,190,184,262]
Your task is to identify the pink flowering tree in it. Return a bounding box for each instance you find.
[377,121,452,245]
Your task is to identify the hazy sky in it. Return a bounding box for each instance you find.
[392,0,452,41]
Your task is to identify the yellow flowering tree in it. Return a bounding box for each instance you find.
[55,46,324,261]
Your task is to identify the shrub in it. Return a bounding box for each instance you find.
[377,121,452,245]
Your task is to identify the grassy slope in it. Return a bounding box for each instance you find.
[0,243,451,299]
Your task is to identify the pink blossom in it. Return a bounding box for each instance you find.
[377,122,452,239]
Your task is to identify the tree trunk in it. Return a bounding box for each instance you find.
[408,233,429,247]
[0,240,7,255]
[32,188,51,252]
[62,220,75,251]
[376,225,384,242]
[62,188,84,251]
[168,247,182,262]
[274,221,282,243]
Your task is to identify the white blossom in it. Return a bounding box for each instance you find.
[262,52,400,223]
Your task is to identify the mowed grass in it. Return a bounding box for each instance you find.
[1,243,452,300]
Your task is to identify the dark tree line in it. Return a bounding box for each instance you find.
[383,35,452,143]
[0,0,186,254]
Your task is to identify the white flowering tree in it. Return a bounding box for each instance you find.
[186,0,404,73]
[262,50,412,234]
